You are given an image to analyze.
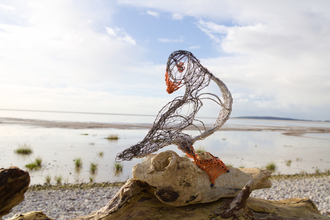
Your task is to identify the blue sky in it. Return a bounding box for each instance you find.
[0,0,330,120]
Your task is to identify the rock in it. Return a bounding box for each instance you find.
[132,150,272,206]
[0,166,30,218]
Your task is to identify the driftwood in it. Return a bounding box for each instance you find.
[0,166,30,218]
[132,150,272,206]
[4,176,328,220]
[8,178,328,220]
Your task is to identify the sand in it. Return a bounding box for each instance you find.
[1,117,329,137]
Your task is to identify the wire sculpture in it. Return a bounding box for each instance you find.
[116,50,233,185]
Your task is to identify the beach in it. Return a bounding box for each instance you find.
[1,115,330,218]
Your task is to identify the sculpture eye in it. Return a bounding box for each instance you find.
[176,62,185,73]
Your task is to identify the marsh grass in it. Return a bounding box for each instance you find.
[283,145,293,147]
[15,144,33,155]
[114,163,123,171]
[285,160,292,166]
[25,157,42,170]
[266,162,276,172]
[226,163,233,167]
[45,175,51,184]
[89,176,94,183]
[315,167,321,174]
[300,170,308,175]
[105,134,119,140]
[98,152,104,157]
[74,158,82,168]
[196,146,205,154]
[25,163,38,170]
[81,133,89,135]
[55,175,62,185]
[35,157,42,166]
[90,163,98,174]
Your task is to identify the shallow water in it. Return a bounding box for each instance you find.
[1,110,330,185]
[1,124,329,185]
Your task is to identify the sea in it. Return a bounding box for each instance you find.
[1,109,330,185]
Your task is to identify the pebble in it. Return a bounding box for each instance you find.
[251,176,330,217]
[3,176,330,219]
[3,187,120,220]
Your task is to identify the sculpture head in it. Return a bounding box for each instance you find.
[165,50,211,95]
[165,51,191,94]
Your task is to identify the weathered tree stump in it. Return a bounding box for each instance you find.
[0,166,30,218]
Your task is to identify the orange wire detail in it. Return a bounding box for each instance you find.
[176,62,185,73]
[186,150,229,185]
[165,70,181,94]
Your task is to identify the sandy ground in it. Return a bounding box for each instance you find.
[1,117,330,137]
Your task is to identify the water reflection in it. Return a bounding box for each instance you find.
[1,123,329,185]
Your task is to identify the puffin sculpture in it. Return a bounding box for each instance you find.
[116,50,233,186]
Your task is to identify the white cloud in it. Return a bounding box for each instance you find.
[146,10,160,18]
[172,13,183,20]
[157,36,183,43]
[1,0,330,120]
[0,3,15,11]
[0,1,144,113]
[118,0,330,120]
[105,26,136,45]
[187,45,200,50]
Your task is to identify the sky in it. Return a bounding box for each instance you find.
[0,0,330,121]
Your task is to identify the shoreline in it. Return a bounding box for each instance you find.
[26,172,330,191]
[2,117,330,137]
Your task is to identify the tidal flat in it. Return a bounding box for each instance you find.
[1,117,330,185]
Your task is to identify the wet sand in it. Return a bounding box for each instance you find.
[1,117,330,137]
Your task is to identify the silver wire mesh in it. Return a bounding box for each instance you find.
[115,50,233,162]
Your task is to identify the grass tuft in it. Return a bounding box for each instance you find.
[15,144,33,155]
[283,145,293,147]
[35,157,42,166]
[266,162,276,172]
[114,163,123,171]
[74,158,82,168]
[105,134,119,140]
[285,160,292,167]
[25,157,42,170]
[98,151,104,157]
[25,163,38,170]
[45,175,51,184]
[55,175,62,185]
[89,176,94,183]
[90,163,98,174]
